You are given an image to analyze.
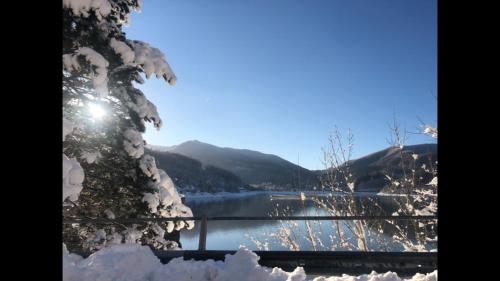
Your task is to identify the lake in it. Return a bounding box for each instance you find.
[179,191,437,252]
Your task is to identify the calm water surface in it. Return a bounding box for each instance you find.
[179,192,436,252]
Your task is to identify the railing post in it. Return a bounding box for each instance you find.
[198,215,207,251]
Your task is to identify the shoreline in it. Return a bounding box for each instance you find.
[181,189,431,201]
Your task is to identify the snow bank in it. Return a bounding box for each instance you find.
[63,244,160,281]
[151,246,306,281]
[312,271,437,281]
[63,244,84,281]
[63,244,437,281]
[63,154,85,202]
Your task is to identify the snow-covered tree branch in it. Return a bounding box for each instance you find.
[63,0,192,253]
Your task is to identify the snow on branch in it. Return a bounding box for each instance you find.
[63,47,110,98]
[63,0,112,21]
[63,118,74,141]
[123,129,144,158]
[146,169,194,231]
[129,40,177,85]
[142,192,160,213]
[109,38,135,64]
[422,125,437,139]
[63,154,85,202]
[427,176,437,187]
[81,151,102,164]
[128,89,162,129]
[139,154,160,182]
[108,38,177,87]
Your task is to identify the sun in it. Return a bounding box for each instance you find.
[88,103,106,119]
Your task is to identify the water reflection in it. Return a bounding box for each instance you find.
[180,192,436,252]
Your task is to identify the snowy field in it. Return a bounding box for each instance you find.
[63,243,437,281]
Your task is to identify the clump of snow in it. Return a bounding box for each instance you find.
[143,100,162,128]
[110,38,135,64]
[423,125,437,139]
[63,0,112,21]
[63,53,80,72]
[415,201,437,216]
[129,40,177,85]
[81,151,101,164]
[135,0,143,12]
[104,209,115,219]
[128,90,162,128]
[427,177,437,187]
[123,129,144,158]
[142,192,160,213]
[153,170,182,207]
[139,154,161,181]
[63,153,85,202]
[106,34,177,90]
[123,226,143,244]
[146,169,194,230]
[63,118,74,141]
[146,223,182,250]
[77,47,109,97]
[107,232,124,245]
[312,270,437,281]
[63,244,437,281]
[91,229,107,243]
[81,229,122,250]
[63,47,110,98]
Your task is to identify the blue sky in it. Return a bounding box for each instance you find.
[126,0,437,170]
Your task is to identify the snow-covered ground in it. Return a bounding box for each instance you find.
[63,243,436,281]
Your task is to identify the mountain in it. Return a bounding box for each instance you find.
[147,141,437,193]
[145,148,249,193]
[333,143,437,192]
[148,140,320,189]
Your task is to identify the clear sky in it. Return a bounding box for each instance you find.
[126,0,437,170]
